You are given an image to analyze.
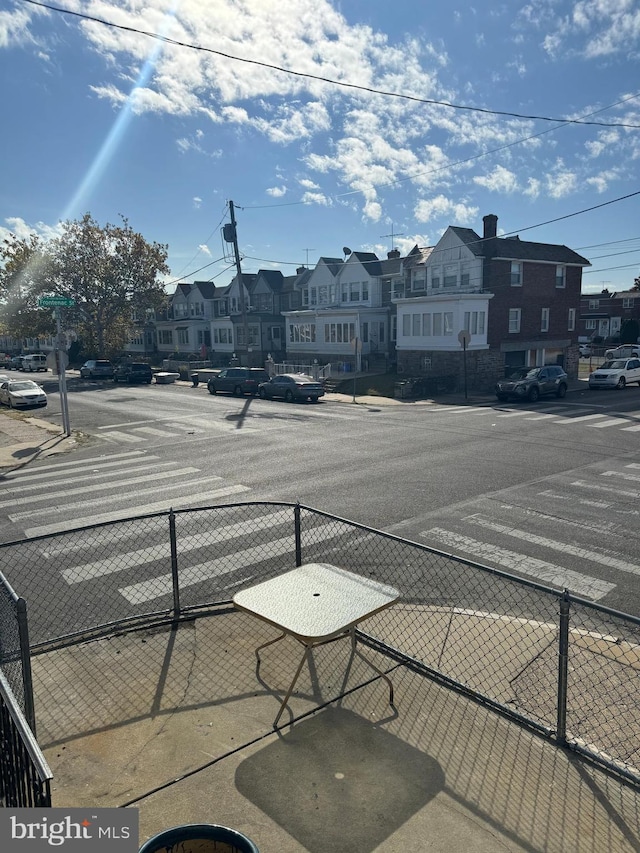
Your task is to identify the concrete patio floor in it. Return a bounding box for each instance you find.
[31,609,640,853]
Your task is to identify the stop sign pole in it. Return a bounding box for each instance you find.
[39,296,73,436]
[458,330,471,401]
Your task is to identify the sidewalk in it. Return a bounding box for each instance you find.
[33,608,640,853]
[0,412,82,472]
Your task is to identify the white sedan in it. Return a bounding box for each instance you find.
[588,358,640,390]
[0,379,48,408]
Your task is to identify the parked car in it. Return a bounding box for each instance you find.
[579,344,592,358]
[495,365,568,403]
[0,379,47,408]
[207,367,270,396]
[21,353,48,372]
[80,359,114,379]
[6,355,24,370]
[113,362,153,384]
[258,373,325,403]
[588,358,640,390]
[604,344,640,360]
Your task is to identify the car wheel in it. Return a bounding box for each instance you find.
[285,389,294,403]
[556,383,567,398]
[528,386,540,403]
[208,384,216,395]
[9,398,14,408]
[259,388,267,399]
[617,376,626,389]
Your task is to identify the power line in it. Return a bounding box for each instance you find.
[20,0,640,129]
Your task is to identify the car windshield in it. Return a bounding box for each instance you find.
[507,368,539,380]
[10,381,38,391]
[602,360,626,369]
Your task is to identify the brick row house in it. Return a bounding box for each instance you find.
[150,212,591,391]
[578,289,640,344]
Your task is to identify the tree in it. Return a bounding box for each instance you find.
[47,214,170,356]
[0,233,56,343]
[620,318,639,344]
[634,274,640,292]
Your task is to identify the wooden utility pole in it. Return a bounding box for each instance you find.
[226,201,250,365]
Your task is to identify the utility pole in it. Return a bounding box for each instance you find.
[224,201,249,365]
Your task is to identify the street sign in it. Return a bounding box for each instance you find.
[458,330,471,348]
[38,296,75,307]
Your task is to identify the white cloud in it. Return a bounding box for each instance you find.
[546,162,577,198]
[193,197,202,208]
[414,196,478,224]
[0,216,63,244]
[539,0,640,58]
[197,243,211,255]
[266,186,287,197]
[473,165,519,193]
[298,178,320,189]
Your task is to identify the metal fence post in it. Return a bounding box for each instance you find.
[294,503,302,567]
[169,509,181,618]
[556,588,570,745]
[16,597,36,735]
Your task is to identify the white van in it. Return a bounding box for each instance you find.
[21,353,48,372]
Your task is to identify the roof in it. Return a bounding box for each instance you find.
[253,269,284,293]
[351,252,382,277]
[449,228,484,257]
[490,237,590,266]
[317,257,344,276]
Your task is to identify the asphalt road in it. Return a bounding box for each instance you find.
[2,370,640,620]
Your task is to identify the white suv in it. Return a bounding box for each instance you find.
[604,344,640,359]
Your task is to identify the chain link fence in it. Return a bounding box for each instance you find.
[0,501,638,785]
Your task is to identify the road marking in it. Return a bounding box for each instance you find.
[602,470,640,483]
[1,451,149,480]
[571,480,640,499]
[165,422,205,433]
[464,513,640,576]
[552,414,608,425]
[132,426,180,437]
[97,430,145,443]
[62,508,295,583]
[1,468,200,509]
[3,462,178,494]
[621,424,640,432]
[119,524,336,603]
[588,418,627,428]
[523,413,559,420]
[9,475,234,522]
[420,528,614,600]
[495,410,535,418]
[22,484,251,538]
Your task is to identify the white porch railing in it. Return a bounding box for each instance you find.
[271,362,332,380]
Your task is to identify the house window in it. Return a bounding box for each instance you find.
[350,283,360,302]
[302,290,309,306]
[177,328,189,346]
[391,315,397,342]
[413,273,426,291]
[361,322,369,343]
[270,326,281,342]
[444,312,453,335]
[237,326,259,346]
[585,319,597,330]
[412,314,421,336]
[214,328,232,344]
[510,262,522,286]
[623,297,635,308]
[158,329,173,345]
[509,308,521,333]
[433,313,443,336]
[464,311,486,335]
[422,313,431,336]
[568,308,575,331]
[402,314,411,336]
[541,308,549,332]
[589,299,599,309]
[129,330,144,346]
[378,322,385,343]
[430,268,441,289]
[443,265,457,288]
[555,266,566,288]
[309,287,317,306]
[460,264,471,287]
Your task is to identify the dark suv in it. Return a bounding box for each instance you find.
[113,362,153,384]
[207,367,270,396]
[495,365,568,403]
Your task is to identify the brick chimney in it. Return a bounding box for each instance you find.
[483,214,498,239]
[387,248,400,259]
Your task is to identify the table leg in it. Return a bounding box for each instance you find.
[350,629,395,706]
[255,631,286,668]
[273,645,312,728]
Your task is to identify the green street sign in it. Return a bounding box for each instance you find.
[38,296,75,307]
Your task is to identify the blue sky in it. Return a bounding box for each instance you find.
[1,0,639,294]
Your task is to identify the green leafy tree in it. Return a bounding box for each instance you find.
[0,233,56,343]
[47,214,170,356]
[620,318,640,344]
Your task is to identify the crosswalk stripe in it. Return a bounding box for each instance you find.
[420,527,614,600]
[62,508,295,583]
[588,418,627,428]
[571,479,640,499]
[0,467,200,510]
[165,422,205,433]
[132,426,180,437]
[22,484,251,538]
[621,424,640,432]
[119,523,336,604]
[1,451,150,481]
[523,413,559,420]
[553,414,607,425]
[4,462,178,494]
[495,410,534,418]
[98,430,145,443]
[8,475,227,522]
[464,513,640,576]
